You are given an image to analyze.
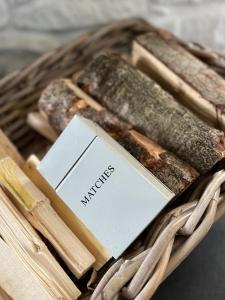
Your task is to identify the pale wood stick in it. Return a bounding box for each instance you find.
[23,154,111,270]
[0,157,95,278]
[133,31,225,131]
[0,189,80,299]
[0,129,24,166]
[135,238,174,300]
[0,238,54,300]
[27,112,58,142]
[26,153,40,167]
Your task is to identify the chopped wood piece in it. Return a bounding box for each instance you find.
[133,30,225,130]
[0,130,24,166]
[39,79,198,195]
[76,55,225,173]
[0,238,54,300]
[0,157,95,278]
[23,154,112,271]
[0,188,80,299]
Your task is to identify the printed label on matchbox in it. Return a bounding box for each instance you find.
[38,116,174,258]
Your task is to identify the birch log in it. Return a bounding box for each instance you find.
[39,79,198,195]
[76,55,225,173]
[133,30,225,130]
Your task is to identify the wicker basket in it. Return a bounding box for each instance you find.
[1,18,225,299]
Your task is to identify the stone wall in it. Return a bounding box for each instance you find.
[0,0,225,76]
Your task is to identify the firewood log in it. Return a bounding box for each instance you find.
[76,55,225,173]
[39,79,198,196]
[132,29,225,130]
[0,157,95,279]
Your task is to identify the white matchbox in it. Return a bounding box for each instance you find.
[38,116,175,258]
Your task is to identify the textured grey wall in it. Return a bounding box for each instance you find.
[0,0,225,76]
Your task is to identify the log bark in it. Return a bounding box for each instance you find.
[133,30,225,130]
[76,55,225,173]
[39,79,198,195]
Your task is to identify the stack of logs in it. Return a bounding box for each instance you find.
[24,24,225,299]
[38,27,225,191]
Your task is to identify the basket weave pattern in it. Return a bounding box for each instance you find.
[1,19,225,299]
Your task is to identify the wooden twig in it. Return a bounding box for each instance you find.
[164,188,220,280]
[181,171,225,235]
[124,212,190,298]
[76,54,225,173]
[94,250,149,300]
[0,157,95,278]
[91,259,124,300]
[135,238,174,300]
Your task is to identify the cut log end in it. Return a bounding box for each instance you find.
[39,79,82,133]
